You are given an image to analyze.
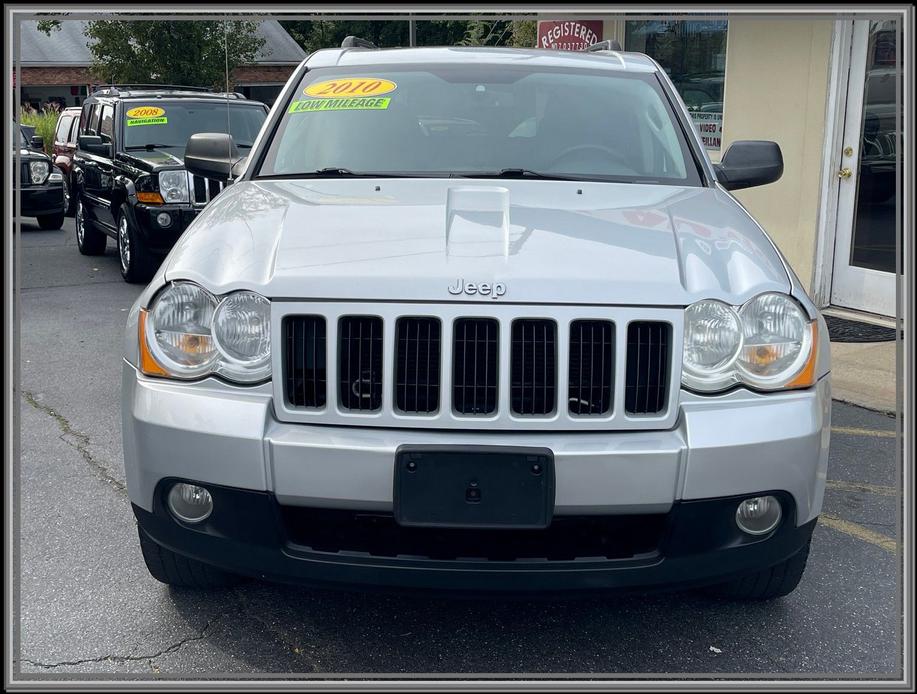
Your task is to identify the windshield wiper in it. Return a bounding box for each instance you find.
[455,168,582,181]
[259,168,422,179]
[125,144,177,151]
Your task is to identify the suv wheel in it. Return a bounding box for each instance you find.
[37,212,65,230]
[75,197,106,255]
[63,176,76,216]
[705,537,811,600]
[117,203,156,284]
[138,526,243,589]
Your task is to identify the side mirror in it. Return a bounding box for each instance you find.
[78,135,111,157]
[185,133,240,182]
[713,140,783,191]
[30,135,44,150]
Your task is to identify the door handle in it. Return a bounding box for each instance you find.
[838,167,853,179]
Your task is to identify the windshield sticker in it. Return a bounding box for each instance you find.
[125,106,167,126]
[288,97,391,113]
[304,78,396,98]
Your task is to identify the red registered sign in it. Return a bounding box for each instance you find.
[536,20,604,51]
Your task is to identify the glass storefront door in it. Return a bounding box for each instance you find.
[831,19,899,316]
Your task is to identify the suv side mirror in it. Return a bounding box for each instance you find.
[30,135,44,150]
[185,133,240,182]
[78,134,111,157]
[713,140,783,191]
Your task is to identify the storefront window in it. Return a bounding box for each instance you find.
[625,19,728,149]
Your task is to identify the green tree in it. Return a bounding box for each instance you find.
[37,19,264,89]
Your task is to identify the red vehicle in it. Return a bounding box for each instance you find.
[52,106,81,215]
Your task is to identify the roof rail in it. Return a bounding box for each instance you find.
[587,39,623,52]
[91,84,214,95]
[341,35,378,50]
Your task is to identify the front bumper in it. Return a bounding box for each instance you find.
[132,204,201,254]
[20,183,65,217]
[122,362,830,591]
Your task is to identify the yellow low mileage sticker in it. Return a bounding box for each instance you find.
[288,78,397,114]
[126,106,167,126]
[304,78,396,98]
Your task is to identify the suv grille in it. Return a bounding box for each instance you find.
[625,321,671,415]
[338,316,383,411]
[568,320,614,416]
[187,172,224,206]
[452,318,499,415]
[283,316,326,408]
[277,305,678,430]
[395,318,441,414]
[511,319,556,415]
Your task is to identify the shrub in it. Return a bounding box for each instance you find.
[20,109,60,156]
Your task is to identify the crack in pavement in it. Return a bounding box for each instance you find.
[23,390,126,497]
[20,618,221,670]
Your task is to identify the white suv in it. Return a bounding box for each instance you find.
[122,40,830,599]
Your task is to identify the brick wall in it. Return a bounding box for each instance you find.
[232,65,296,85]
[21,66,94,86]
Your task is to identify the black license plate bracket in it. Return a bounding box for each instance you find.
[393,445,555,529]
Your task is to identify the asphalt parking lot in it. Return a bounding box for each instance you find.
[15,216,901,678]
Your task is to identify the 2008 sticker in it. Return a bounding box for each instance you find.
[304,78,396,98]
[126,106,167,126]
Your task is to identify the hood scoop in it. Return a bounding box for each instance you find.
[445,186,510,258]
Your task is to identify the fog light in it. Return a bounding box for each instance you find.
[156,212,172,227]
[736,495,782,535]
[167,483,213,523]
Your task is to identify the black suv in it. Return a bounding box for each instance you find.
[14,121,66,229]
[72,86,269,282]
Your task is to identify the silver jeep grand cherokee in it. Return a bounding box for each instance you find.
[122,41,831,599]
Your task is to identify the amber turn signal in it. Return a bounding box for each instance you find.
[138,309,169,377]
[137,191,164,205]
[786,321,818,389]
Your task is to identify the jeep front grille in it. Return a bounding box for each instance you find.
[453,318,499,415]
[511,319,556,416]
[338,316,384,412]
[276,303,680,431]
[283,316,327,408]
[395,317,441,414]
[568,320,614,416]
[625,321,671,415]
[187,172,224,206]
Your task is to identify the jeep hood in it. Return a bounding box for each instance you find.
[164,178,791,306]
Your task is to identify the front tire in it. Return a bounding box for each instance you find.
[63,175,76,216]
[117,203,157,284]
[37,212,65,230]
[138,527,243,589]
[75,197,106,255]
[705,538,811,600]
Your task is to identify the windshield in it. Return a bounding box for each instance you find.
[258,64,700,184]
[122,101,267,149]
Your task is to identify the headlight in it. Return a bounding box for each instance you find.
[682,300,742,391]
[682,293,817,393]
[158,170,189,203]
[140,282,271,384]
[737,293,814,389]
[211,291,272,382]
[29,160,49,184]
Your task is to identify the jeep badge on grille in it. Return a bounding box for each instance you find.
[447,279,507,299]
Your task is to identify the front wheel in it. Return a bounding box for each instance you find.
[138,526,243,589]
[37,212,65,230]
[75,197,106,255]
[63,175,76,216]
[117,203,157,284]
[705,538,811,600]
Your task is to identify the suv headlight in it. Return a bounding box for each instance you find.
[29,160,49,184]
[158,170,190,203]
[139,281,271,384]
[682,292,817,392]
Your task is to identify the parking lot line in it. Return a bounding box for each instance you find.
[820,513,897,553]
[831,425,896,438]
[826,479,897,496]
